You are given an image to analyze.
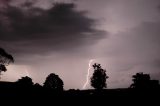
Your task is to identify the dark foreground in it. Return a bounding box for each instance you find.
[0,88,160,105]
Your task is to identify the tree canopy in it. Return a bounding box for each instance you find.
[43,73,64,91]
[0,48,14,76]
[90,63,109,90]
[16,76,34,88]
[130,72,160,89]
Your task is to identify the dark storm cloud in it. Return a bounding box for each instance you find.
[0,1,106,56]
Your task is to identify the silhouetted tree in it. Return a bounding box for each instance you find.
[43,73,64,91]
[16,76,34,88]
[33,83,43,90]
[149,80,160,89]
[34,83,42,88]
[0,48,14,77]
[90,63,109,90]
[130,72,160,89]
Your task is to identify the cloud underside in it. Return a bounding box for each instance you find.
[0,2,106,56]
[108,21,160,78]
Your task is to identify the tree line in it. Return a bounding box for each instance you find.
[0,47,160,90]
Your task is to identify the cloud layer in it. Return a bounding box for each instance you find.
[0,1,106,58]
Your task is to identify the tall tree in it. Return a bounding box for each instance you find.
[90,63,109,90]
[0,48,14,77]
[43,73,64,91]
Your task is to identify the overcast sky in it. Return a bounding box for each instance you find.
[1,0,160,89]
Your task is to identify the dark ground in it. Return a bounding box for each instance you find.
[0,87,159,105]
[0,82,159,104]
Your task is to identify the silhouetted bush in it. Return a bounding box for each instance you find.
[43,73,64,91]
[90,63,109,90]
[130,72,160,89]
[15,76,34,88]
